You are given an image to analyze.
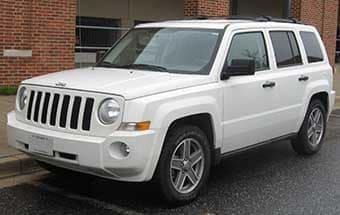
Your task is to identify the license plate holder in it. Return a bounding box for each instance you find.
[29,134,54,156]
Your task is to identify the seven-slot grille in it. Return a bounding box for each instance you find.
[26,90,95,131]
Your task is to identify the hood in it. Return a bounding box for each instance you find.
[23,67,214,100]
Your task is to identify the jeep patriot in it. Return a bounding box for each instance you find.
[7,17,336,204]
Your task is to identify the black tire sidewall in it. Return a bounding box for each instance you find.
[156,125,211,204]
[295,99,327,154]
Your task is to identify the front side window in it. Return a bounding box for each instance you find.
[226,32,269,71]
[300,31,324,63]
[98,28,223,75]
[270,31,302,68]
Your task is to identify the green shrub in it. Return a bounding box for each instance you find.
[0,86,17,95]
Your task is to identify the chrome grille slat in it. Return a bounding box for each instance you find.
[45,93,54,125]
[65,96,74,129]
[55,93,64,128]
[31,91,38,122]
[77,97,86,131]
[25,90,94,132]
[38,92,46,124]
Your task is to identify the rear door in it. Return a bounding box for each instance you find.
[267,30,306,134]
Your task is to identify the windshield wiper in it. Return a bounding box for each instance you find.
[97,62,169,72]
[118,64,169,72]
[97,61,118,68]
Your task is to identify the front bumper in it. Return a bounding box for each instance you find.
[7,111,159,182]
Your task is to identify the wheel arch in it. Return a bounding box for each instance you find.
[146,97,223,180]
[164,113,219,165]
[298,88,330,132]
[309,92,329,114]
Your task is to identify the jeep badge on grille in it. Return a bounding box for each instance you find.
[55,82,67,87]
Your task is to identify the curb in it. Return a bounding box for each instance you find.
[0,153,41,179]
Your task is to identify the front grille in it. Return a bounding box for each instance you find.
[26,90,95,131]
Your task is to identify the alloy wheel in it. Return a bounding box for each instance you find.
[170,138,205,194]
[307,107,324,147]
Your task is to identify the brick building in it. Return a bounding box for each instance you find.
[0,0,339,87]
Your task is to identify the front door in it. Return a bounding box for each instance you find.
[221,30,279,153]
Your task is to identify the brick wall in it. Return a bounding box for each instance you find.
[0,0,76,87]
[291,0,339,66]
[184,0,230,17]
[184,0,338,66]
[1,0,338,87]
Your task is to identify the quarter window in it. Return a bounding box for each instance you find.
[300,32,324,63]
[226,32,269,72]
[270,31,303,68]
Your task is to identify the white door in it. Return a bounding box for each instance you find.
[221,30,280,153]
[267,30,307,135]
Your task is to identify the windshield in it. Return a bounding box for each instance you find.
[98,28,223,75]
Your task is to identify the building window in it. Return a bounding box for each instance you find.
[231,0,287,18]
[76,16,128,53]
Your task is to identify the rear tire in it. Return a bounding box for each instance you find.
[155,125,211,205]
[291,99,327,155]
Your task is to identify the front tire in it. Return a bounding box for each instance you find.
[291,99,327,155]
[155,125,211,205]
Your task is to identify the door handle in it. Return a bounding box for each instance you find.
[262,81,276,88]
[298,75,309,82]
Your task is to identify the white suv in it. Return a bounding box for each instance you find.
[7,17,336,204]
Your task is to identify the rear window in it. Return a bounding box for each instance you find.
[270,31,303,68]
[300,31,324,63]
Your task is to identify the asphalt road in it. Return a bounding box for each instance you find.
[1,113,340,215]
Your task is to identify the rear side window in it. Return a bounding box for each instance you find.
[270,31,302,68]
[226,32,269,71]
[300,31,324,63]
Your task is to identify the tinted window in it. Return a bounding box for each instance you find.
[227,32,269,71]
[300,32,324,63]
[270,31,302,68]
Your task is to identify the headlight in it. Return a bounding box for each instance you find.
[98,98,120,125]
[17,87,28,111]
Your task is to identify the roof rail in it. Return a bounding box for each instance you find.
[228,16,268,22]
[188,15,304,24]
[259,16,304,24]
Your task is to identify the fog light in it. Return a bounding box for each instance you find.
[120,143,130,157]
[109,142,130,159]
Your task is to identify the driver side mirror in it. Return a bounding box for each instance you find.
[221,59,256,80]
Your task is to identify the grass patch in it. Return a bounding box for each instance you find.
[0,86,17,95]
